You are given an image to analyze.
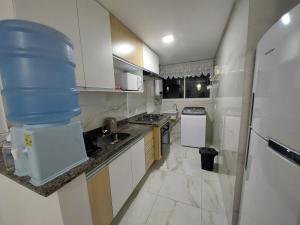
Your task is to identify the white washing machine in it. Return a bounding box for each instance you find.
[181,107,206,148]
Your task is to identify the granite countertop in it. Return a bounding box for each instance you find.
[0,122,152,197]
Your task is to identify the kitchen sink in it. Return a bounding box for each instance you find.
[96,132,131,147]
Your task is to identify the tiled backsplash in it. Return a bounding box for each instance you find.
[77,91,127,132]
[77,79,160,132]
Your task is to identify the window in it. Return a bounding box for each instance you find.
[185,75,210,98]
[162,74,211,99]
[163,78,184,99]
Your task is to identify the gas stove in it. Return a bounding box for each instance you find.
[136,114,164,123]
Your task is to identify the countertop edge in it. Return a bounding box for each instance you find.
[0,124,153,197]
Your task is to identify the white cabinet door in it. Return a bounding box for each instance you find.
[0,0,15,19]
[77,0,115,89]
[109,150,133,216]
[143,44,159,74]
[130,138,145,188]
[14,0,86,87]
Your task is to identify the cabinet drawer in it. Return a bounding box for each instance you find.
[144,141,155,170]
[145,142,154,154]
[144,131,153,143]
[145,151,155,170]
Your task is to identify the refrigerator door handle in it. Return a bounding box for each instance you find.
[245,154,252,181]
[245,93,255,171]
[268,139,300,167]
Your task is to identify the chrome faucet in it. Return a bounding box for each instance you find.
[103,117,118,134]
[101,128,109,136]
[173,104,178,111]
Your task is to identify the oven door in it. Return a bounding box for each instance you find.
[161,122,170,156]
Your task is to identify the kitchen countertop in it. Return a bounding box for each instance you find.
[0,122,152,197]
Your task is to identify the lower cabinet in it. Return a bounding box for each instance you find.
[87,167,113,225]
[88,137,147,222]
[144,130,155,170]
[109,138,145,216]
[109,149,133,216]
[130,138,146,187]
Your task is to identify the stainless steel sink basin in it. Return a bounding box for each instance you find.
[96,132,130,147]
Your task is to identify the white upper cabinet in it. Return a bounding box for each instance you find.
[0,0,15,19]
[77,0,115,89]
[143,44,159,74]
[13,0,86,87]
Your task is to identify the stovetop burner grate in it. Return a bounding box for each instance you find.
[137,114,164,122]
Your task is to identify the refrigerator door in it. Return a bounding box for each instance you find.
[253,4,300,152]
[251,35,276,138]
[239,131,300,225]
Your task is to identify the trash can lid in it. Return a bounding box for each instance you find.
[199,147,218,156]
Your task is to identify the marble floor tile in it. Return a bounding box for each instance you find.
[159,153,185,175]
[201,169,220,181]
[141,169,167,194]
[202,209,228,225]
[118,191,157,225]
[146,196,202,225]
[116,122,227,225]
[182,157,202,177]
[159,172,202,208]
[202,178,225,212]
[145,196,176,225]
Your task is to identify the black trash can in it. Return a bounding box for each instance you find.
[199,147,218,171]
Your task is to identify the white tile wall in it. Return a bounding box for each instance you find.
[77,79,161,132]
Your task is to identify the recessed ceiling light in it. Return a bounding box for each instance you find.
[281,13,291,25]
[162,35,174,44]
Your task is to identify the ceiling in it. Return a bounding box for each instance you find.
[97,0,235,65]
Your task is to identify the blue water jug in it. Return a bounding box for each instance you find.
[0,20,80,125]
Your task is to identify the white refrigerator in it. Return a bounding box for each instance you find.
[239,4,300,225]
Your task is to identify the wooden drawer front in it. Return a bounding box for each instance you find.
[144,142,155,170]
[144,131,153,144]
[145,150,155,170]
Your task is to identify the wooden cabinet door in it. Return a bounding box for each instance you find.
[110,15,143,67]
[143,44,159,74]
[109,149,133,216]
[144,130,155,170]
[87,167,113,225]
[14,0,86,87]
[153,127,162,160]
[77,0,115,89]
[130,138,145,187]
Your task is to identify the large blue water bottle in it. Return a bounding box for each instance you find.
[0,20,80,125]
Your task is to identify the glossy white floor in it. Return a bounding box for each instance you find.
[115,122,228,225]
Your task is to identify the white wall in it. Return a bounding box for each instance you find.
[213,0,249,224]
[213,0,300,224]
